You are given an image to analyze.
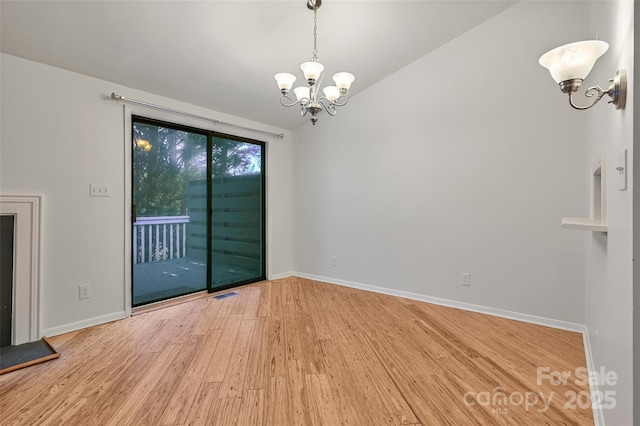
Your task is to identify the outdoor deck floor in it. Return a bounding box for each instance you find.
[133,257,258,305]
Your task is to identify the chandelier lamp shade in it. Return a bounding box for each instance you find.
[538,40,626,110]
[274,0,355,125]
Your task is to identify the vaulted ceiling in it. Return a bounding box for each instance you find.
[1,1,515,130]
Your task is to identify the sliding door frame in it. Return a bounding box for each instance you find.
[129,114,266,307]
[208,131,267,294]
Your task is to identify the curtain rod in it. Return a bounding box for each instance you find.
[110,92,284,139]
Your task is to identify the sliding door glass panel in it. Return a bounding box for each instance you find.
[210,136,265,290]
[132,119,207,306]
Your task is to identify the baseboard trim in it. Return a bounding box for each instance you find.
[292,272,585,333]
[42,311,127,338]
[582,328,604,426]
[269,271,294,281]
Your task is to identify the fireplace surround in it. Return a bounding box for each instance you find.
[0,195,41,345]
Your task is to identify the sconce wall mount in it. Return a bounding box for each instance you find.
[539,40,627,111]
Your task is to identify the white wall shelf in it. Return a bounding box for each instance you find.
[561,149,607,233]
[561,217,608,232]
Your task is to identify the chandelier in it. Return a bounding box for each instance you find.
[274,0,355,125]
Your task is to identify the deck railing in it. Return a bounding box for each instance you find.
[133,216,189,264]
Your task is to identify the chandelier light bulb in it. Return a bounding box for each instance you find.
[274,73,297,92]
[300,61,324,84]
[333,72,355,91]
[294,87,311,103]
[322,86,340,102]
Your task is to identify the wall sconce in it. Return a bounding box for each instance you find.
[539,40,626,110]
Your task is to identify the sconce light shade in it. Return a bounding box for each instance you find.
[539,40,608,83]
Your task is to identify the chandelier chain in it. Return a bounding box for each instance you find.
[312,5,318,61]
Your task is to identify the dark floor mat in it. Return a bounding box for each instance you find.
[0,338,59,374]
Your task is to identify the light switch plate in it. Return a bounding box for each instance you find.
[617,149,627,191]
[90,184,111,197]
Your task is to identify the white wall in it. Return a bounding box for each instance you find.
[0,53,293,335]
[634,1,640,420]
[585,1,634,425]
[293,1,588,324]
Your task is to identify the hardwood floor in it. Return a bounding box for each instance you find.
[0,277,593,425]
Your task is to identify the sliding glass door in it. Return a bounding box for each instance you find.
[211,136,265,290]
[132,117,265,306]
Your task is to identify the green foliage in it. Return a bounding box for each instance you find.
[211,137,262,178]
[133,123,203,216]
[133,122,262,218]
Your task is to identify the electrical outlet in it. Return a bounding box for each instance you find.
[90,184,111,197]
[461,273,471,286]
[79,284,91,300]
[332,256,338,267]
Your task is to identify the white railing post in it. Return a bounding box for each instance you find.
[133,224,138,264]
[169,224,174,259]
[155,225,160,261]
[176,224,180,260]
[148,225,152,263]
[140,226,146,263]
[182,223,186,258]
[163,224,168,260]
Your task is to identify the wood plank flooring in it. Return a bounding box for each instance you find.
[0,277,594,425]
